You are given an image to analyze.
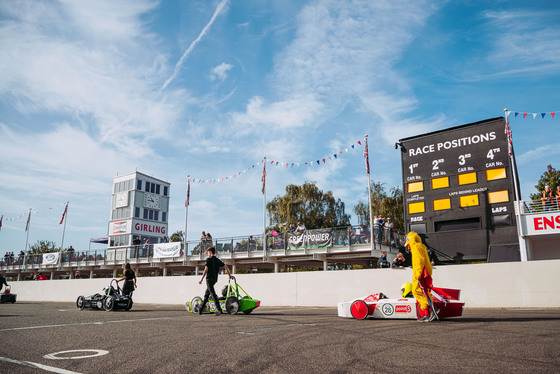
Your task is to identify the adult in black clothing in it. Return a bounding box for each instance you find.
[198,247,231,315]
[132,236,142,257]
[0,274,8,292]
[117,263,136,297]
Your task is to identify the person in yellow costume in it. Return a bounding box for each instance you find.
[405,232,436,322]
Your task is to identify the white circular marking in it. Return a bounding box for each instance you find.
[44,349,109,360]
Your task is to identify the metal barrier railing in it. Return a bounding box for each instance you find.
[521,200,560,214]
[0,226,402,272]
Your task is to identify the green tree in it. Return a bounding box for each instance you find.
[170,230,184,243]
[29,240,58,254]
[529,164,560,204]
[353,181,404,232]
[266,181,351,230]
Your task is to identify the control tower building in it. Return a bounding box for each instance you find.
[108,171,170,248]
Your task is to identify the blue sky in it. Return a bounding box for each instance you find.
[1,0,559,256]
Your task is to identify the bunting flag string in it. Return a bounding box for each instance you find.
[506,110,559,119]
[0,204,67,223]
[188,138,365,185]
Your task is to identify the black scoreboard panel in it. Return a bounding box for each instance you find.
[399,117,520,262]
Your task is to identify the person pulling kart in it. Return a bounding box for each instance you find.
[198,246,232,315]
[405,232,436,322]
[116,263,136,297]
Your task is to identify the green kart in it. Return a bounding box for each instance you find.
[186,276,260,315]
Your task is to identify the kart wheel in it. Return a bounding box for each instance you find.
[126,299,133,311]
[104,296,114,312]
[76,296,85,311]
[191,296,202,313]
[226,296,239,315]
[350,300,369,320]
[208,302,216,312]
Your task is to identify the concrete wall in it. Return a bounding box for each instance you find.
[7,260,560,308]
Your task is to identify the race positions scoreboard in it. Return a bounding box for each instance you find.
[398,117,520,262]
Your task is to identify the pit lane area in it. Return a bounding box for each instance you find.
[1,302,559,373]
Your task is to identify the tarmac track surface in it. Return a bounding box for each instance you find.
[0,302,559,374]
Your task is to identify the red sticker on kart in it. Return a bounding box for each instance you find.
[364,293,381,302]
[395,305,412,313]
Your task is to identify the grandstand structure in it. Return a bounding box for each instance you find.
[0,227,403,279]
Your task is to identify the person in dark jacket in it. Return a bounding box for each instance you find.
[198,247,231,315]
[392,252,407,268]
[0,274,8,292]
[376,250,390,268]
[117,263,136,297]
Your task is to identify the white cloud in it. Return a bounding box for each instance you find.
[0,0,188,157]
[473,9,560,78]
[231,94,324,133]
[230,0,443,154]
[517,143,560,164]
[0,122,132,197]
[210,62,233,81]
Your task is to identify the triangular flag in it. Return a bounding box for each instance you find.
[514,112,519,117]
[541,113,546,118]
[532,113,537,119]
[523,113,528,118]
[552,112,555,118]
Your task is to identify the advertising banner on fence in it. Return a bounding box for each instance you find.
[42,252,60,265]
[287,229,332,250]
[153,242,182,259]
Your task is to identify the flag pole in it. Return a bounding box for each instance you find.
[25,208,32,252]
[59,201,69,268]
[504,109,527,262]
[184,175,190,263]
[60,202,69,252]
[365,135,375,251]
[262,157,267,256]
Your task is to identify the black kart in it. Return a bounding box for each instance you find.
[76,279,133,312]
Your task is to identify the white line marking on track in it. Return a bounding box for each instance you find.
[0,317,173,332]
[44,349,109,360]
[237,323,316,335]
[0,356,81,374]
